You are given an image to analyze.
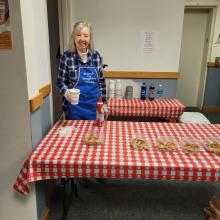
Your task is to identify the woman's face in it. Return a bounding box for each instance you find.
[74,27,90,53]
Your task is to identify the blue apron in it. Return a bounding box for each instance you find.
[67,63,100,120]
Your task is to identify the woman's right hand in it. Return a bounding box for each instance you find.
[64,90,73,103]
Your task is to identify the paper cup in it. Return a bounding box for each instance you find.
[58,127,72,137]
[69,88,80,105]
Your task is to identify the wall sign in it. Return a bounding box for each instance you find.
[140,31,158,54]
[0,0,12,50]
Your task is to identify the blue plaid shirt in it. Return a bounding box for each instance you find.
[57,50,107,111]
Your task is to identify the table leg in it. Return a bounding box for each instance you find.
[61,178,68,220]
[71,178,78,198]
[61,178,78,220]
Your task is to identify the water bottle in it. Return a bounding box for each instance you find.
[148,83,155,101]
[156,83,164,99]
[140,82,147,100]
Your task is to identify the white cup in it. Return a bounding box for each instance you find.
[59,127,72,137]
[69,88,80,105]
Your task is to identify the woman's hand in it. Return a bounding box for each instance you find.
[64,90,74,103]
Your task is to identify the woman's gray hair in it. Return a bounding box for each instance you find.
[68,21,94,52]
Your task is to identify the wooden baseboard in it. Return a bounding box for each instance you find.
[202,106,220,113]
[207,62,220,68]
[42,207,50,220]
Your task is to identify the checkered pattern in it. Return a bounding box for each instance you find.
[108,98,185,118]
[14,120,220,195]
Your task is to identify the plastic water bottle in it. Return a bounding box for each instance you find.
[140,82,147,100]
[156,83,164,100]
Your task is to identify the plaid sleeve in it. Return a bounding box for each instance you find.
[96,52,107,103]
[57,53,69,96]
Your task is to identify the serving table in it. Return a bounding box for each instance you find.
[14,120,220,195]
[107,98,185,122]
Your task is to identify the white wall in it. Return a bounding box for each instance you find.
[57,0,185,98]
[0,0,37,219]
[20,0,52,99]
[20,0,53,125]
[185,0,220,62]
[61,0,220,67]
[63,0,185,72]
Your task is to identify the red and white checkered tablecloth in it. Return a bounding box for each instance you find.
[107,98,185,118]
[14,120,220,195]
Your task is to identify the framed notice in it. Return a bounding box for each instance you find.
[0,0,12,50]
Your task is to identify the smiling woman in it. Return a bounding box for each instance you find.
[57,21,107,120]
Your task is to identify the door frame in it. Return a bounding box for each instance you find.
[181,6,216,108]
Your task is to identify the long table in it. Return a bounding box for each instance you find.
[13,120,220,195]
[107,98,185,121]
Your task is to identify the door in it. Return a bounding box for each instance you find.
[177,8,210,107]
[47,0,63,122]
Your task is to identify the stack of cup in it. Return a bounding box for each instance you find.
[108,80,115,98]
[125,86,133,99]
[115,79,122,99]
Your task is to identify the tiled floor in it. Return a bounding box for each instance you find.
[49,179,220,220]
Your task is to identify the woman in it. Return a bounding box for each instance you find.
[57,21,107,120]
